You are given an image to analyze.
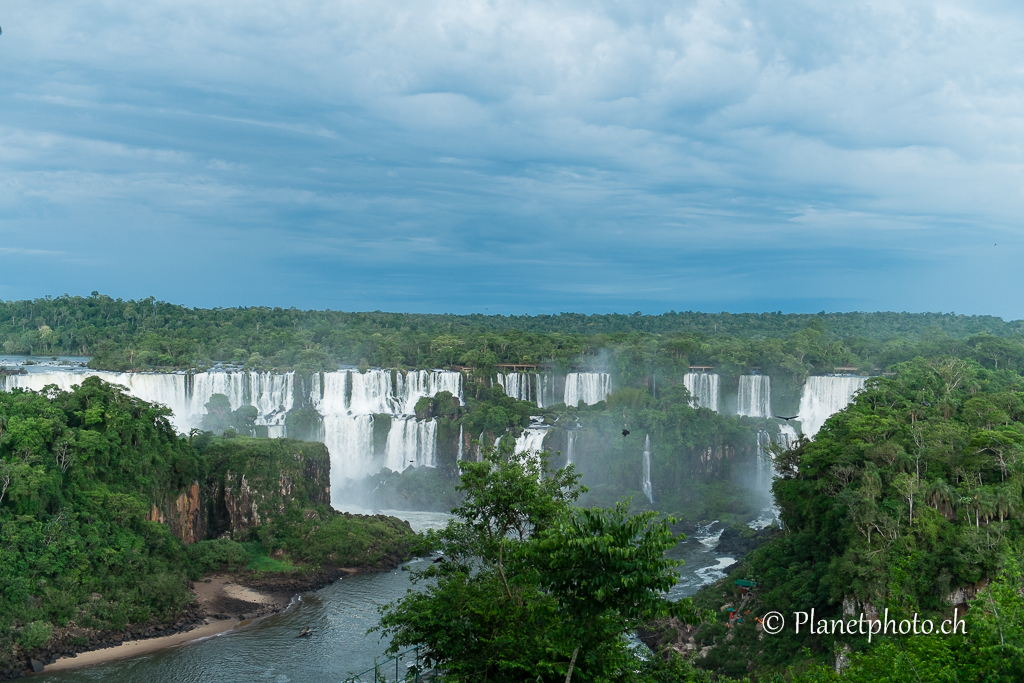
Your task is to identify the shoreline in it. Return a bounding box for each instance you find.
[34,571,358,676]
[42,617,249,673]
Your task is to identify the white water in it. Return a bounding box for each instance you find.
[797,376,866,437]
[736,375,771,417]
[3,365,464,495]
[563,372,611,407]
[683,372,719,412]
[778,423,797,448]
[384,417,437,471]
[0,369,294,433]
[515,427,549,455]
[565,429,579,465]
[312,369,463,493]
[494,372,532,402]
[457,424,464,461]
[641,434,653,504]
[748,425,797,529]
[534,373,557,409]
[321,414,376,497]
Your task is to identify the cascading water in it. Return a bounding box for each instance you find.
[749,425,797,529]
[565,429,579,465]
[321,414,376,498]
[797,376,866,437]
[563,372,611,407]
[494,372,532,402]
[457,424,464,461]
[312,369,463,495]
[515,422,549,455]
[0,369,295,434]
[3,364,463,501]
[736,375,771,417]
[384,417,437,471]
[778,424,797,449]
[534,373,557,409]
[641,434,653,504]
[398,370,465,414]
[683,372,720,412]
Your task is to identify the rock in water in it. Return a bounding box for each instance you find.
[30,659,45,673]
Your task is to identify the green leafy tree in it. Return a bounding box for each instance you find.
[378,440,703,682]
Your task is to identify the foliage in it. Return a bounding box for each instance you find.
[0,377,199,662]
[691,356,1024,677]
[377,440,706,682]
[4,295,1024,384]
[0,380,415,666]
[789,556,1024,682]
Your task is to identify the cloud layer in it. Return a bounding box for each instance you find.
[2,1,1023,315]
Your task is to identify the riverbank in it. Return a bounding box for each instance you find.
[6,567,368,678]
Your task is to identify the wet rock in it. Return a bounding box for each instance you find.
[29,660,44,673]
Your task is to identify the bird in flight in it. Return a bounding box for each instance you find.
[774,415,799,422]
[621,428,630,437]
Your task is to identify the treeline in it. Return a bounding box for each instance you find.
[687,356,1024,679]
[3,294,1024,379]
[0,379,413,667]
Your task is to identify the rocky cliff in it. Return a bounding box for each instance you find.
[149,437,332,544]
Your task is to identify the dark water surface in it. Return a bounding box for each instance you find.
[43,513,733,683]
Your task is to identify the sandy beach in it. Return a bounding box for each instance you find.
[42,576,290,674]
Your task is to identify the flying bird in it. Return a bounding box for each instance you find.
[774,415,799,422]
[622,428,630,437]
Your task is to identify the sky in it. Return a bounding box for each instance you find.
[1,1,1023,317]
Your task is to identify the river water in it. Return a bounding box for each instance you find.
[41,511,734,683]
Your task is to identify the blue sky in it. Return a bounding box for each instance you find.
[1,1,1023,317]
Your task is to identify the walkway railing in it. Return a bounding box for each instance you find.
[341,646,434,683]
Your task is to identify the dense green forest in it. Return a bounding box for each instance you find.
[0,379,413,668]
[3,295,1024,381]
[680,357,1024,679]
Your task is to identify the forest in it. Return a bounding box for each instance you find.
[3,294,1024,382]
[0,378,413,669]
[676,356,1024,680]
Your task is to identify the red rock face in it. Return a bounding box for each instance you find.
[150,481,207,545]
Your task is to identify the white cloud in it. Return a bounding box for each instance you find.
[1,0,1023,313]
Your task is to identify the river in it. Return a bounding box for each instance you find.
[41,511,734,683]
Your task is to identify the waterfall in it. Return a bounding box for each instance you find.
[399,370,464,414]
[494,372,532,402]
[0,369,294,434]
[778,424,797,449]
[515,427,549,455]
[749,425,797,529]
[457,424,464,461]
[321,414,376,505]
[563,372,611,407]
[384,417,437,471]
[797,376,866,437]
[312,368,463,489]
[683,373,720,412]
[737,375,771,417]
[534,373,557,409]
[641,434,653,504]
[566,429,579,465]
[2,364,464,495]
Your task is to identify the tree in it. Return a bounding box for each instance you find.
[377,440,702,682]
[528,503,697,682]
